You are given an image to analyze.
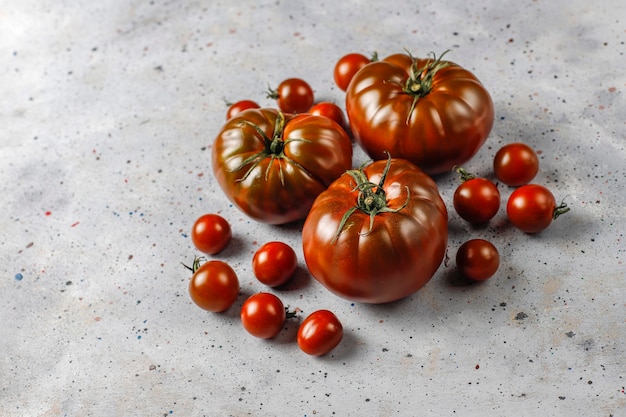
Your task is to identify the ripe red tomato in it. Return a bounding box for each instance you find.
[506,184,570,233]
[252,241,298,287]
[191,213,232,255]
[267,78,314,114]
[188,260,239,312]
[212,108,353,224]
[453,169,500,224]
[297,310,343,356]
[346,51,494,175]
[333,53,373,91]
[456,239,500,282]
[308,102,346,129]
[302,157,448,304]
[226,100,260,120]
[493,142,539,186]
[240,293,288,339]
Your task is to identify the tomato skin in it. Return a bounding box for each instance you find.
[456,239,499,282]
[252,241,298,287]
[189,260,239,312]
[346,52,494,175]
[269,78,314,114]
[333,53,372,91]
[212,108,353,224]
[493,142,539,186]
[191,213,232,255]
[226,100,260,120]
[240,293,286,339]
[453,177,500,224]
[297,310,343,356]
[308,102,346,129]
[302,158,448,304]
[506,184,568,233]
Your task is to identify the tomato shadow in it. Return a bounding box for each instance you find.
[274,265,311,292]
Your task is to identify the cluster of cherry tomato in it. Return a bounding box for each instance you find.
[452,142,570,282]
[186,213,343,356]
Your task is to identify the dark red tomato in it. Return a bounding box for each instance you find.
[267,78,314,114]
[493,142,539,186]
[456,239,500,282]
[506,184,570,233]
[252,241,298,287]
[226,100,260,120]
[453,169,500,224]
[189,260,239,312]
[191,213,232,255]
[302,157,448,304]
[333,53,373,91]
[308,102,346,129]
[346,51,494,175]
[297,310,343,356]
[240,292,287,339]
[212,108,353,224]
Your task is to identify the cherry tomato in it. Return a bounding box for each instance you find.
[226,100,260,120]
[506,184,570,233]
[267,78,314,114]
[297,310,343,356]
[240,293,288,339]
[252,241,298,287]
[493,142,539,186]
[456,239,499,282]
[191,213,232,255]
[188,259,239,312]
[308,102,346,128]
[453,168,500,224]
[333,53,373,91]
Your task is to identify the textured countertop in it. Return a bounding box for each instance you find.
[1,1,624,416]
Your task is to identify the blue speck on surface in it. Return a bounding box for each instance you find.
[15,273,23,281]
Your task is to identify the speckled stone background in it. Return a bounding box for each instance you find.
[1,1,624,416]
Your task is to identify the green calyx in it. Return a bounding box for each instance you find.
[232,112,310,185]
[332,154,409,243]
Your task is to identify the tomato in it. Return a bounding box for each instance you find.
[493,142,540,186]
[456,239,499,282]
[252,241,298,287]
[308,102,346,129]
[240,293,290,339]
[506,184,570,233]
[188,259,239,312]
[297,310,343,356]
[267,78,314,114]
[453,168,500,224]
[346,51,494,175]
[212,108,353,224]
[333,52,373,91]
[191,213,232,255]
[302,157,448,304]
[226,100,260,120]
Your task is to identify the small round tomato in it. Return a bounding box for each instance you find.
[308,102,346,128]
[252,241,298,287]
[333,52,373,91]
[493,142,539,186]
[456,239,499,282]
[240,293,288,339]
[189,260,239,312]
[453,168,500,224]
[297,310,343,356]
[506,184,570,233]
[226,100,260,120]
[191,213,232,255]
[267,78,314,114]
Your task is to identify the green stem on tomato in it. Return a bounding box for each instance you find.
[553,201,571,220]
[332,153,410,243]
[455,167,476,182]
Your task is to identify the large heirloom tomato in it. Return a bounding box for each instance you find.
[345,52,494,175]
[212,108,353,224]
[302,157,448,304]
